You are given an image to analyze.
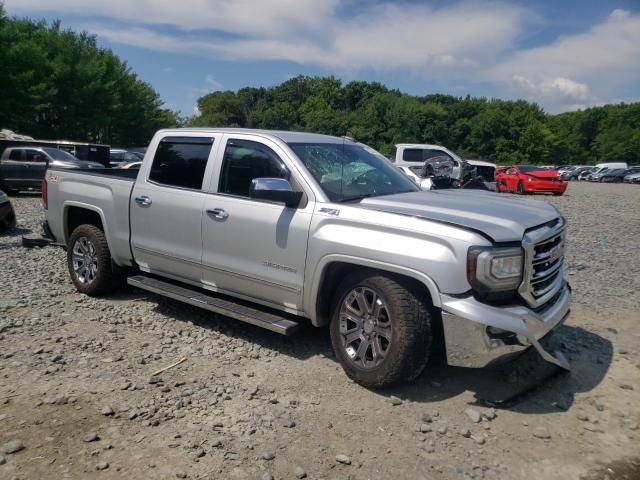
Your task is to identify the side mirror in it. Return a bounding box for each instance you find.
[249,178,302,208]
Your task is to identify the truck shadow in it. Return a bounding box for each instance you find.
[384,325,613,414]
[106,288,612,415]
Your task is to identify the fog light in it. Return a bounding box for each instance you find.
[486,326,519,345]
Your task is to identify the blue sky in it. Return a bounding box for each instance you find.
[5,1,640,116]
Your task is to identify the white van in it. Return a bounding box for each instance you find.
[591,162,628,176]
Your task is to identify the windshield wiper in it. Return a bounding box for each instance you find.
[337,190,415,203]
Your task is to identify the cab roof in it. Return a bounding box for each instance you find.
[156,128,354,145]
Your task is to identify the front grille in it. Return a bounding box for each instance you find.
[519,218,566,308]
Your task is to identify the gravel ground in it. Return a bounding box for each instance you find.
[0,182,639,480]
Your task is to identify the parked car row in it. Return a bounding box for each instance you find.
[558,162,640,183]
[109,148,144,167]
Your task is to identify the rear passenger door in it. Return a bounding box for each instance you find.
[130,134,220,283]
[201,135,314,312]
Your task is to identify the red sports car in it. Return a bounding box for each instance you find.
[496,165,567,196]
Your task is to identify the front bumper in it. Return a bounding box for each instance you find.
[526,181,567,193]
[441,283,571,370]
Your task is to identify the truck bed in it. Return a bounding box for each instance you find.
[45,167,137,266]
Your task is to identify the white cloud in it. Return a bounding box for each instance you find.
[7,0,529,72]
[485,9,640,109]
[487,9,640,83]
[4,0,340,35]
[511,75,591,102]
[5,1,640,111]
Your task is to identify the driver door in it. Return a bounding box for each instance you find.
[201,135,314,312]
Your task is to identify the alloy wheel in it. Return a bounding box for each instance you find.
[71,236,98,284]
[338,287,392,369]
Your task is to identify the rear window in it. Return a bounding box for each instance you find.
[149,137,214,190]
[402,149,424,162]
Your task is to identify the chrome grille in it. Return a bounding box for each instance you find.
[518,218,566,308]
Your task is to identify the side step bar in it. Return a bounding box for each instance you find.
[127,275,299,335]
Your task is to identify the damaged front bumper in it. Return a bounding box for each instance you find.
[441,283,571,370]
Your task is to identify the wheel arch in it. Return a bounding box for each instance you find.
[307,255,441,327]
[63,202,109,249]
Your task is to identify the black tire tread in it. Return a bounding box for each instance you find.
[330,270,432,389]
[67,224,122,296]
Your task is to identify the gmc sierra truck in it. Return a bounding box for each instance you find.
[42,128,570,388]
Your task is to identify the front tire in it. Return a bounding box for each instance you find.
[516,181,525,194]
[330,271,432,388]
[67,225,123,296]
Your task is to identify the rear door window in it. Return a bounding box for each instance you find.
[402,149,424,162]
[8,149,23,161]
[148,137,214,190]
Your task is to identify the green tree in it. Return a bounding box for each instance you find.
[188,73,639,165]
[0,6,180,147]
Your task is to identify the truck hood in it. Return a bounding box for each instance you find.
[357,190,560,243]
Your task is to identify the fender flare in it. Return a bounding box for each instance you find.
[306,254,442,326]
[62,201,114,256]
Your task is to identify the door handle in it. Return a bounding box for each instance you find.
[135,195,152,207]
[206,208,229,220]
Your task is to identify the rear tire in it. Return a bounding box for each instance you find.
[329,270,432,388]
[553,192,563,196]
[516,181,525,194]
[67,225,123,296]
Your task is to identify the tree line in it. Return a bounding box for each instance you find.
[2,5,638,164]
[190,76,640,165]
[0,4,180,147]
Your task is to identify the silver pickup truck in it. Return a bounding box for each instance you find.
[43,128,570,387]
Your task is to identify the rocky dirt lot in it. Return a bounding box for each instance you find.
[1,182,639,480]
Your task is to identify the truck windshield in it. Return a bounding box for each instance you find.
[43,147,79,161]
[288,142,419,202]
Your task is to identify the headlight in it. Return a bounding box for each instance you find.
[467,246,523,292]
